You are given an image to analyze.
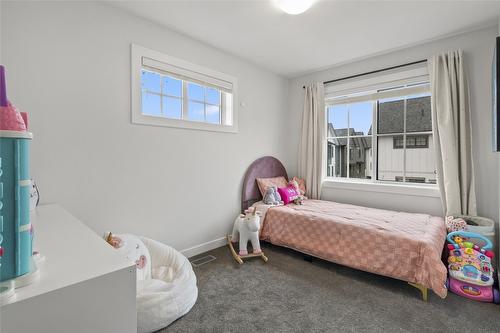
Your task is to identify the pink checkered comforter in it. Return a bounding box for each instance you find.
[260,200,448,298]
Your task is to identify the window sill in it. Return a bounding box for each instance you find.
[132,113,238,133]
[322,178,440,198]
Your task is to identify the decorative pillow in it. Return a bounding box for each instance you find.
[445,216,468,233]
[256,176,288,197]
[105,232,151,281]
[292,177,306,195]
[277,185,300,205]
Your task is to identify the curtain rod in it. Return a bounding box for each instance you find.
[302,59,427,89]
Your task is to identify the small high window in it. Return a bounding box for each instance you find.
[132,44,238,133]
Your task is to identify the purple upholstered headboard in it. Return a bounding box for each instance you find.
[241,156,288,212]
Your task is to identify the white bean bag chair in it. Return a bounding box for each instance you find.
[104,233,197,333]
[138,237,198,333]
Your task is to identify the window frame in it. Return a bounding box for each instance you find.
[131,44,238,133]
[324,66,438,192]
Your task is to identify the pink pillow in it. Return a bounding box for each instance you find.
[277,185,300,205]
[256,176,288,197]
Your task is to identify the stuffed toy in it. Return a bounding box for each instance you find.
[105,232,151,281]
[271,186,283,204]
[263,187,280,205]
[289,179,305,205]
[292,177,307,196]
[445,216,468,233]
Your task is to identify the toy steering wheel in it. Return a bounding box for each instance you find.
[447,231,493,250]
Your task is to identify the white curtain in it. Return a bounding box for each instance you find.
[298,83,326,199]
[429,50,477,216]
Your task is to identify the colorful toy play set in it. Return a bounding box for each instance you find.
[0,65,37,300]
[446,231,500,303]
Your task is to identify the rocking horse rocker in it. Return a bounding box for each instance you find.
[227,208,268,264]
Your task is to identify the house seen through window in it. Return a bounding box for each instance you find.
[326,78,437,185]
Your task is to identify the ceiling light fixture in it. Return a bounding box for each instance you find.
[274,0,315,15]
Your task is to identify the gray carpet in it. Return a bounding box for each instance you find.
[160,243,500,333]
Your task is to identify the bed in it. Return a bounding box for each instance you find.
[242,156,448,300]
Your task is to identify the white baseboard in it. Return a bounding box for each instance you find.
[180,237,227,259]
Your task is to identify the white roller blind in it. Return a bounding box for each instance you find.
[327,84,430,106]
[324,64,429,105]
[142,57,233,93]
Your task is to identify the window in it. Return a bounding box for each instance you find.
[131,44,238,132]
[325,65,437,185]
[393,135,428,149]
[326,102,373,180]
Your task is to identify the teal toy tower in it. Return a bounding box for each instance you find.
[0,65,33,283]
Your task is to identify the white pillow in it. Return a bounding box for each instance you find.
[105,233,151,281]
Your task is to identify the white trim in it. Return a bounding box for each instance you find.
[326,84,430,106]
[131,44,238,133]
[19,180,31,186]
[180,237,227,259]
[0,131,33,139]
[325,65,428,98]
[322,178,440,198]
[133,114,238,133]
[19,223,32,232]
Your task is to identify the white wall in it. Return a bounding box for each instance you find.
[289,26,499,221]
[1,2,292,255]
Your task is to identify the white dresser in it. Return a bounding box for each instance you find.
[0,205,136,333]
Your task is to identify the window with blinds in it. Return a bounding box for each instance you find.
[324,64,437,185]
[131,44,238,133]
